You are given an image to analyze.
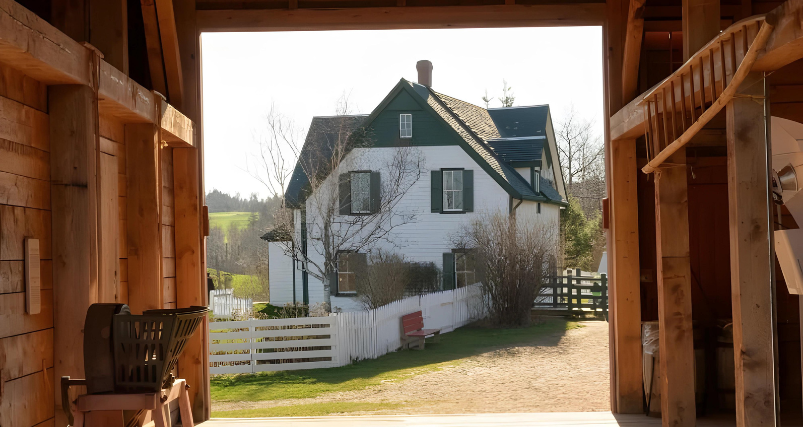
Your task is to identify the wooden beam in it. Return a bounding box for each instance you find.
[654,150,696,426]
[604,0,628,413]
[726,72,778,426]
[644,19,732,32]
[610,139,642,413]
[140,0,168,97]
[49,85,99,426]
[755,0,803,71]
[0,0,91,85]
[125,124,163,314]
[161,100,195,147]
[173,0,209,419]
[97,64,195,145]
[197,4,607,31]
[155,0,185,109]
[173,147,205,420]
[0,0,192,136]
[622,0,646,103]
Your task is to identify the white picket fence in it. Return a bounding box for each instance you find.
[209,284,483,375]
[209,289,253,318]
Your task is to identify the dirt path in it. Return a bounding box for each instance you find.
[215,320,611,415]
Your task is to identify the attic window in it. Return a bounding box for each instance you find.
[400,114,412,138]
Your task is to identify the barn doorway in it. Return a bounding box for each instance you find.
[200,25,611,418]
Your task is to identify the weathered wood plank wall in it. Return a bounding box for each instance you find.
[0,61,55,427]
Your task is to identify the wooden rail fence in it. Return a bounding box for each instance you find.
[534,272,608,318]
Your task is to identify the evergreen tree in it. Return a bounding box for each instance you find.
[560,196,598,271]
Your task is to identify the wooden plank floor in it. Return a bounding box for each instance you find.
[204,412,780,426]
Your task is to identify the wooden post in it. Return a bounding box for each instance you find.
[610,139,642,413]
[50,85,99,427]
[125,124,163,313]
[173,147,205,419]
[726,72,778,426]
[654,149,696,427]
[682,0,720,61]
[604,0,629,412]
[173,0,211,420]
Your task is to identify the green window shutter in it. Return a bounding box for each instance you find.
[370,172,381,214]
[328,271,339,296]
[431,170,443,213]
[339,173,351,215]
[442,252,455,290]
[463,170,474,212]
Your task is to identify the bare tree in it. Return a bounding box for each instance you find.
[355,250,409,310]
[247,105,305,199]
[481,80,515,108]
[452,212,557,327]
[481,89,494,109]
[252,95,426,309]
[555,105,606,217]
[500,79,515,107]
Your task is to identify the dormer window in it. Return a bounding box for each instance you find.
[532,170,541,193]
[400,114,412,138]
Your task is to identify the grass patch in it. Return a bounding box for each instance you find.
[209,212,256,237]
[212,402,403,418]
[208,268,266,301]
[211,318,579,403]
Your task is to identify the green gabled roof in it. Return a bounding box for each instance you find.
[287,78,566,208]
[408,82,565,206]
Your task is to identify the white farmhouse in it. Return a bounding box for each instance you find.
[263,61,567,312]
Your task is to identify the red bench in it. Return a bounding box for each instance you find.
[401,311,441,350]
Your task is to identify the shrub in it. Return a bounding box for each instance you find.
[405,262,441,295]
[355,250,409,310]
[453,212,557,327]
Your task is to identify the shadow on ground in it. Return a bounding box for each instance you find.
[211,317,581,403]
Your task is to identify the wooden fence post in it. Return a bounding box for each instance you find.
[567,270,574,312]
[601,273,608,319]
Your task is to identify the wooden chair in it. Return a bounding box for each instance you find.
[66,378,194,427]
[401,311,441,350]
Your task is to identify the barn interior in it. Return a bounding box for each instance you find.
[1,0,803,426]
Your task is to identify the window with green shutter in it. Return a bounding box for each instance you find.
[342,171,380,215]
[433,169,473,213]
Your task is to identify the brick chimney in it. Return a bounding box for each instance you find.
[416,60,433,88]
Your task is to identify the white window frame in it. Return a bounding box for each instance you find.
[350,171,371,214]
[442,169,464,212]
[400,114,412,138]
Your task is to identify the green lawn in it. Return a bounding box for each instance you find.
[208,268,266,301]
[211,318,580,417]
[209,212,256,234]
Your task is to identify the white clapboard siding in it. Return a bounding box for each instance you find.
[209,284,484,374]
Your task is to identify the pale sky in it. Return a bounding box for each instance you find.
[201,27,604,199]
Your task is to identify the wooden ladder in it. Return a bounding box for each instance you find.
[640,16,774,174]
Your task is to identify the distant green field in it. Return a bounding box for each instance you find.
[208,212,255,233]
